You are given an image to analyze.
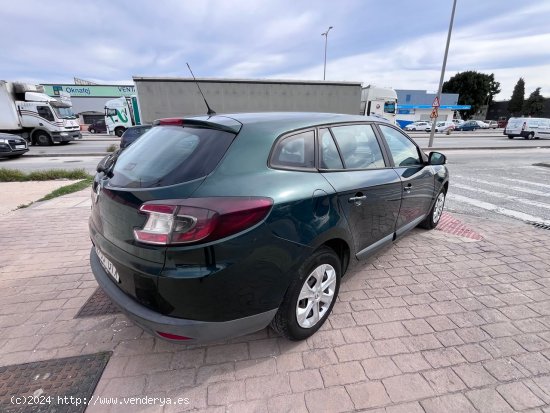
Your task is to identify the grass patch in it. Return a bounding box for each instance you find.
[37,177,94,202]
[106,144,118,152]
[0,168,90,182]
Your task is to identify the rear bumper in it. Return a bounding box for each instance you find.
[90,248,277,343]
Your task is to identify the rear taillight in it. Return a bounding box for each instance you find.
[134,197,273,245]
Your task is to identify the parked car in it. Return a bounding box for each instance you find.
[120,124,152,149]
[428,121,455,133]
[497,117,508,128]
[90,112,449,343]
[486,120,498,129]
[451,119,464,127]
[455,120,480,131]
[475,120,490,129]
[0,132,29,158]
[88,119,107,134]
[504,117,550,139]
[405,121,432,131]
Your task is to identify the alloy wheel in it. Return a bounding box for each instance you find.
[433,192,445,224]
[296,264,337,328]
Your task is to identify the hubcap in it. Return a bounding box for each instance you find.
[296,263,337,328]
[433,192,445,223]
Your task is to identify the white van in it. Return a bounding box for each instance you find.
[504,117,550,139]
[427,121,455,132]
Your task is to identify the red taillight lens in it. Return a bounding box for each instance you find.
[156,331,191,341]
[134,197,273,245]
[155,118,184,126]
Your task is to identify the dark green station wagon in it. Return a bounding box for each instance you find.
[89,112,448,343]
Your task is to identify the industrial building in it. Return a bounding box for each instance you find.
[395,89,470,126]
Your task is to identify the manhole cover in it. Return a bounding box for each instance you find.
[75,287,120,318]
[0,352,111,413]
[436,212,483,240]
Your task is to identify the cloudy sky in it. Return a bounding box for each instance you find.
[2,0,549,99]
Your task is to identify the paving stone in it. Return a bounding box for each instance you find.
[385,402,425,413]
[452,364,497,388]
[368,322,409,339]
[466,388,514,413]
[435,330,464,347]
[235,358,276,379]
[423,367,467,394]
[403,334,443,352]
[346,381,391,409]
[320,361,366,386]
[304,387,354,413]
[372,338,408,356]
[340,326,372,343]
[423,347,466,368]
[267,393,308,413]
[362,356,401,379]
[421,393,477,413]
[426,315,457,331]
[207,380,246,405]
[275,352,304,373]
[245,374,290,400]
[513,352,550,375]
[334,342,376,362]
[457,343,492,362]
[402,319,434,335]
[205,343,249,364]
[482,322,523,338]
[302,348,338,368]
[392,353,430,373]
[497,382,545,410]
[383,373,434,403]
[483,358,526,381]
[289,369,324,392]
[482,337,527,357]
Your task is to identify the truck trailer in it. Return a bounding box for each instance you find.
[132,77,363,124]
[0,81,81,145]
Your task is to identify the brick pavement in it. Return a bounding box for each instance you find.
[0,190,550,412]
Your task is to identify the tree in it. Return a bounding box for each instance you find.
[523,87,544,116]
[442,71,501,119]
[508,78,525,116]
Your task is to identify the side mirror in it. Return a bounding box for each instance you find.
[428,151,446,165]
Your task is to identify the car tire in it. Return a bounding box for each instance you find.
[34,131,53,146]
[115,127,125,137]
[270,246,341,341]
[526,132,535,140]
[90,128,96,134]
[419,189,446,230]
[508,136,514,139]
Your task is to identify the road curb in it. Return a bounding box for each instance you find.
[24,153,109,158]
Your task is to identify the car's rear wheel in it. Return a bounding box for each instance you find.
[419,189,446,230]
[508,136,514,139]
[271,246,341,340]
[525,132,534,140]
[89,128,96,134]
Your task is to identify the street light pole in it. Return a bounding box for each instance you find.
[322,26,333,81]
[428,0,457,148]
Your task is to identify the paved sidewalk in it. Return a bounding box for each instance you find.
[0,180,79,215]
[0,190,549,412]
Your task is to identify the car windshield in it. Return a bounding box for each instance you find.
[53,106,77,119]
[109,125,236,188]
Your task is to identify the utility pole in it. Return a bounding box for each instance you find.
[322,26,333,81]
[428,0,457,148]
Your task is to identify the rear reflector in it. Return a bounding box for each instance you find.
[156,331,191,341]
[134,197,273,245]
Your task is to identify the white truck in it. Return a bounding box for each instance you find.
[104,96,141,137]
[360,85,398,124]
[0,81,81,145]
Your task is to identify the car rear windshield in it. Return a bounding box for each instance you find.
[109,125,236,188]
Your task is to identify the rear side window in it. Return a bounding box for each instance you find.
[270,130,315,170]
[109,126,236,188]
[379,125,423,167]
[331,124,385,169]
[320,128,343,169]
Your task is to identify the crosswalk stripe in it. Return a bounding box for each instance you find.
[452,183,550,211]
[447,193,550,225]
[500,177,550,190]
[454,176,550,197]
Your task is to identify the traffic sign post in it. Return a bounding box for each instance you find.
[430,107,439,119]
[432,96,440,108]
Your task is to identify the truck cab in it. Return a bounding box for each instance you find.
[105,96,141,137]
[0,81,81,146]
[360,86,398,124]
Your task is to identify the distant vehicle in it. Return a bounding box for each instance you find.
[497,117,508,128]
[486,120,498,129]
[120,124,152,148]
[361,86,398,124]
[428,121,455,133]
[0,81,81,146]
[0,132,28,158]
[104,96,141,137]
[455,120,480,131]
[475,120,490,129]
[405,121,431,131]
[504,117,550,140]
[451,119,464,126]
[88,119,107,134]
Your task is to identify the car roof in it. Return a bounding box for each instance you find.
[188,112,390,136]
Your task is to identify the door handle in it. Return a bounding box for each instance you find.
[348,195,367,203]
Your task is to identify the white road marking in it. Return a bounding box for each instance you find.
[452,183,550,211]
[447,193,550,225]
[500,177,550,190]
[454,176,550,197]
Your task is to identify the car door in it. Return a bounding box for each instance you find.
[377,124,436,236]
[319,124,402,258]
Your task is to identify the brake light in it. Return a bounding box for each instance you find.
[156,331,191,341]
[134,197,273,245]
[154,118,184,126]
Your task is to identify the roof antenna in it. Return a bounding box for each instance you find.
[186,63,216,116]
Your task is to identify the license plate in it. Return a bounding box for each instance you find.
[95,247,120,283]
[15,145,25,149]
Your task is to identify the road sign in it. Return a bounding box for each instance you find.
[430,107,439,119]
[432,96,440,107]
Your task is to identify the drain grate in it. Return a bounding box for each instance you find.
[529,221,550,230]
[0,352,111,413]
[75,287,120,318]
[436,212,483,240]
